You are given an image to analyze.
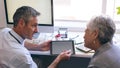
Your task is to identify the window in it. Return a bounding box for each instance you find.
[106,0,120,33]
[53,0,120,33]
[106,0,119,21]
[54,0,102,21]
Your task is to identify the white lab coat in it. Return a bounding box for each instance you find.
[0,28,37,68]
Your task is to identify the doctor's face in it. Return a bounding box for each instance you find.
[23,17,38,39]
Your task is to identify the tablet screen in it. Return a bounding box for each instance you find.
[50,40,75,55]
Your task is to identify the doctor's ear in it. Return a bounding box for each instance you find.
[18,19,26,26]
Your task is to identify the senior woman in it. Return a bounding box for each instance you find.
[84,15,120,68]
[48,15,120,68]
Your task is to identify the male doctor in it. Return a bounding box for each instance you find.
[0,6,71,68]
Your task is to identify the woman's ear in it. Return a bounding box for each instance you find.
[93,29,99,39]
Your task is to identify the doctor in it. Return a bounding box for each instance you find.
[0,6,71,68]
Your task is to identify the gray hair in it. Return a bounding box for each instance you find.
[13,6,40,27]
[88,15,116,44]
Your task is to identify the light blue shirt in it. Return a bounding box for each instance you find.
[0,28,37,68]
[88,42,120,68]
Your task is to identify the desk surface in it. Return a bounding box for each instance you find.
[30,51,94,58]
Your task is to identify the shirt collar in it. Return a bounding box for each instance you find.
[10,29,24,44]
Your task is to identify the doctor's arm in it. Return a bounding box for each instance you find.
[48,50,72,68]
[24,40,51,51]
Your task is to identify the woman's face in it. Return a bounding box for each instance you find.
[83,24,98,50]
[84,28,93,49]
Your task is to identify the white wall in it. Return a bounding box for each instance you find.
[0,0,6,29]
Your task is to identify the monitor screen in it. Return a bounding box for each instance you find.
[4,0,53,26]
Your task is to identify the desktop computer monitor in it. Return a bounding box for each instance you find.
[4,0,54,33]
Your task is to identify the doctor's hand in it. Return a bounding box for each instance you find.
[48,50,72,68]
[38,40,52,51]
[57,50,72,61]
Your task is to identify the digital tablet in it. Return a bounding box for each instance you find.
[50,40,75,55]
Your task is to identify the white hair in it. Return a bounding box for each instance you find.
[87,15,116,44]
